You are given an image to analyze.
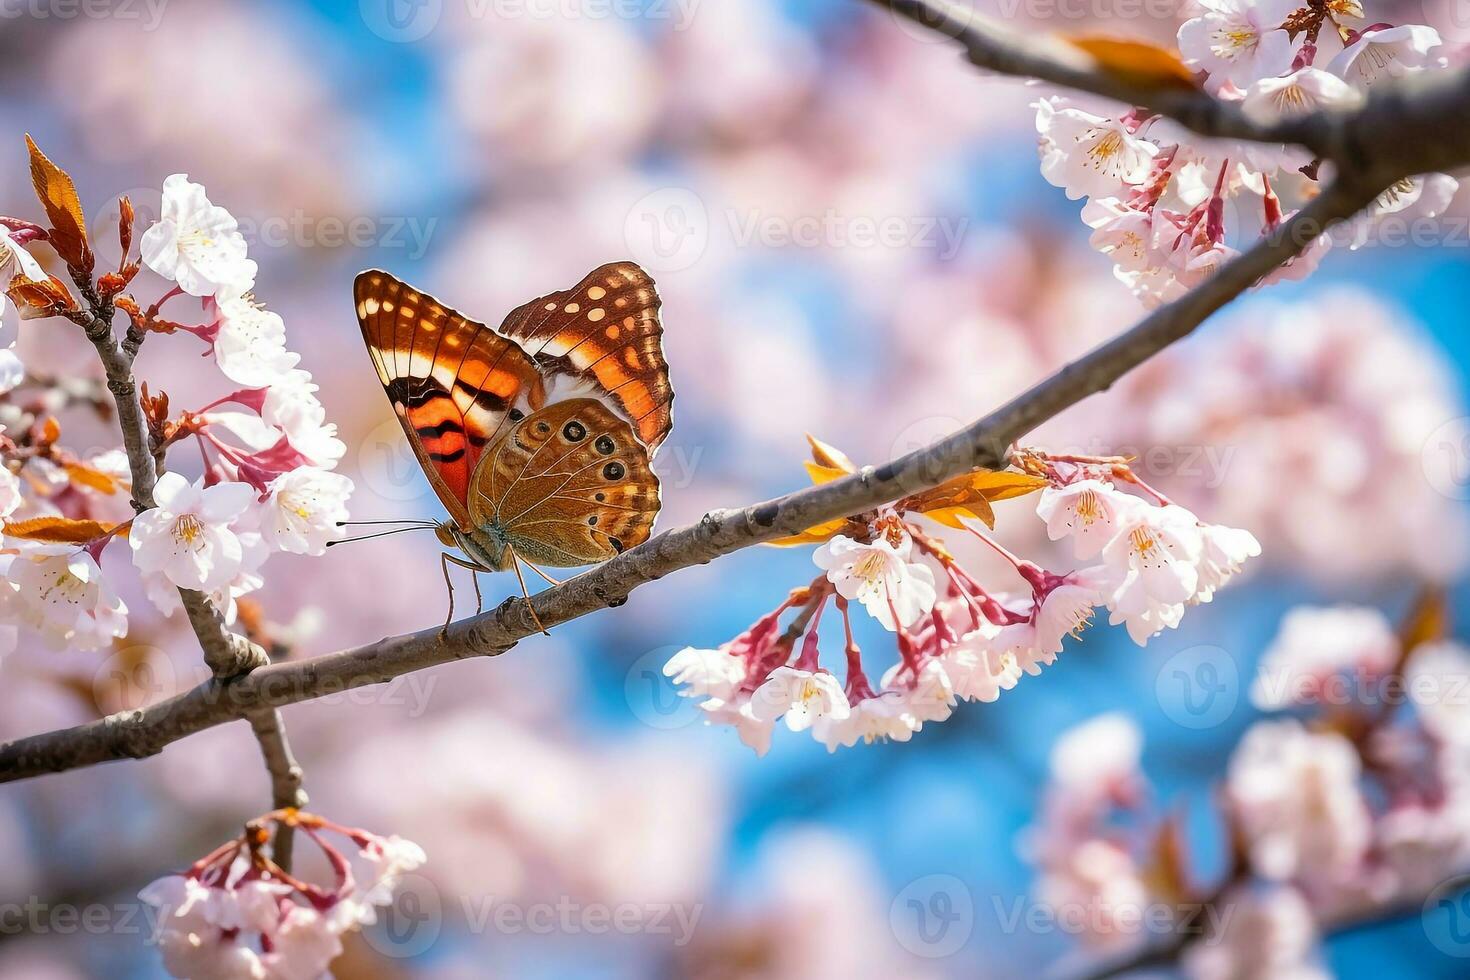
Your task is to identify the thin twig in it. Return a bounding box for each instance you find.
[248,709,308,872]
[68,271,299,840]
[0,184,1374,783]
[74,289,267,679]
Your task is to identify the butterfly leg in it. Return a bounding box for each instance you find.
[440,552,490,639]
[523,561,563,587]
[508,549,552,637]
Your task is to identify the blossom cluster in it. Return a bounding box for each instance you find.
[0,146,351,653]
[1073,287,1469,583]
[663,440,1259,754]
[1024,598,1470,975]
[1038,3,1459,306]
[140,809,425,980]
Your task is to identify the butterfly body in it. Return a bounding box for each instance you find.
[354,264,672,618]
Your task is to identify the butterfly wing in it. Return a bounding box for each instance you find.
[497,261,673,456]
[469,398,660,567]
[355,269,544,527]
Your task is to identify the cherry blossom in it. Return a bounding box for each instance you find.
[1192,521,1262,602]
[0,543,128,650]
[663,645,748,702]
[0,225,46,315]
[1335,172,1460,250]
[1250,605,1398,709]
[884,657,957,726]
[213,295,301,388]
[812,532,936,630]
[812,693,915,751]
[1036,479,1143,559]
[1181,884,1329,980]
[1227,719,1372,889]
[258,467,351,556]
[140,173,256,298]
[140,809,425,980]
[1049,712,1142,800]
[0,348,20,395]
[1328,25,1444,90]
[750,666,851,732]
[1096,504,1204,643]
[1177,0,1302,92]
[1038,100,1158,200]
[128,472,253,592]
[0,465,19,518]
[940,634,1022,703]
[700,695,778,757]
[1241,67,1365,125]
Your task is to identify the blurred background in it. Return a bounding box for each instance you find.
[2,0,1470,976]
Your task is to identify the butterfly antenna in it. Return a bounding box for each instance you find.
[509,550,552,636]
[327,526,438,546]
[337,519,439,527]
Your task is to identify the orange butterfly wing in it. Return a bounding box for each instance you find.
[470,398,660,566]
[497,262,673,456]
[355,270,544,527]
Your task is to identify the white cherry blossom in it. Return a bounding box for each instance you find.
[1328,25,1443,90]
[0,544,128,650]
[812,693,917,750]
[129,472,253,592]
[213,294,301,388]
[1105,576,1188,645]
[1250,605,1398,710]
[1038,101,1158,200]
[0,464,20,518]
[812,532,936,630]
[1083,199,1155,272]
[1182,884,1329,980]
[941,632,1022,702]
[0,223,46,287]
[1177,0,1302,92]
[1100,503,1204,606]
[882,658,955,726]
[140,173,256,298]
[0,348,21,395]
[1405,642,1470,746]
[1227,719,1372,885]
[1037,479,1144,559]
[1193,521,1261,602]
[700,695,777,756]
[663,645,749,702]
[1336,172,1459,250]
[1241,67,1365,125]
[1050,712,1143,799]
[749,666,851,732]
[259,466,352,555]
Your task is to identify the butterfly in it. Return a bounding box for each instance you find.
[353,262,673,633]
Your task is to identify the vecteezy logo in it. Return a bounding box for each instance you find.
[625,645,701,730]
[623,188,709,273]
[889,874,974,958]
[1423,417,1470,501]
[358,419,432,504]
[1424,874,1470,957]
[360,0,442,42]
[1155,644,1238,729]
[362,872,442,958]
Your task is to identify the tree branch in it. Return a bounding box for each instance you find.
[249,708,308,872]
[0,182,1373,784]
[871,0,1470,185]
[1068,882,1470,980]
